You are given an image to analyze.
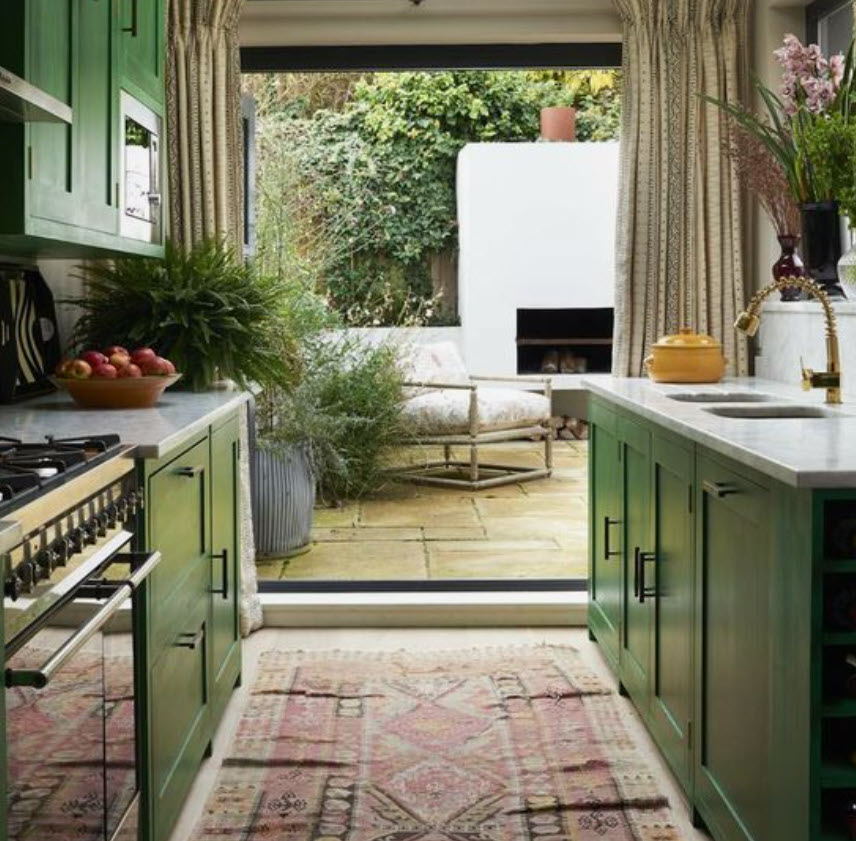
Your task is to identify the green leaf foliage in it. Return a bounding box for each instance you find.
[68,240,297,391]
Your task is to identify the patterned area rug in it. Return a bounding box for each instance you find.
[192,645,682,840]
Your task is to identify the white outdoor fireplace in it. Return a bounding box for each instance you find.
[456,142,619,389]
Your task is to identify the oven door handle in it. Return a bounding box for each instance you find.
[5,550,162,690]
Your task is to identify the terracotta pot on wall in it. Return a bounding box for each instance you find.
[540,107,576,142]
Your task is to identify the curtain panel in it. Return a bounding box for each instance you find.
[166,0,245,250]
[166,0,262,634]
[612,0,750,377]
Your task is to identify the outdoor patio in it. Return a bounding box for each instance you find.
[256,439,588,582]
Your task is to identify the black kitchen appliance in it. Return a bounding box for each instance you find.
[0,267,61,403]
[2,437,160,841]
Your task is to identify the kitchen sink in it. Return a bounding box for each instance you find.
[667,392,776,403]
[702,405,848,419]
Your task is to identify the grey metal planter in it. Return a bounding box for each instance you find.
[252,442,316,558]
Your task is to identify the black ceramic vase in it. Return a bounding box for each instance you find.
[801,201,846,299]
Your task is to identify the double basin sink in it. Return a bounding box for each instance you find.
[667,391,848,419]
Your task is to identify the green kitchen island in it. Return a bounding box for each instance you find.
[586,375,856,841]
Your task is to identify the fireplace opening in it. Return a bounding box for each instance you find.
[516,307,614,375]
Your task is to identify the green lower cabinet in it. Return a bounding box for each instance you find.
[618,415,652,709]
[648,432,694,794]
[209,415,242,725]
[140,411,244,841]
[694,454,772,841]
[588,401,622,668]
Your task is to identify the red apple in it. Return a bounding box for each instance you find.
[131,347,157,366]
[66,359,92,380]
[103,345,129,358]
[108,352,131,369]
[162,358,176,375]
[80,350,107,368]
[92,362,118,379]
[141,356,171,376]
[54,359,73,377]
[117,363,142,378]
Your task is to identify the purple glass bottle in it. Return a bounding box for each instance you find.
[774,234,806,302]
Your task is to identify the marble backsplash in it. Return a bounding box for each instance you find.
[756,300,856,400]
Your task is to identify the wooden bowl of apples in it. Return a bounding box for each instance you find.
[53,346,182,409]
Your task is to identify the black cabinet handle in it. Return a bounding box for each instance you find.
[122,0,138,36]
[211,549,228,599]
[633,546,640,599]
[176,628,204,650]
[638,551,657,603]
[175,465,204,479]
[702,480,739,498]
[603,517,620,560]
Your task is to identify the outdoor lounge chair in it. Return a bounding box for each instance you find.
[396,341,553,490]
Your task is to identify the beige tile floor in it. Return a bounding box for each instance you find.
[256,440,589,582]
[168,627,710,841]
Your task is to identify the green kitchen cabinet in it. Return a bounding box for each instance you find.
[117,0,166,109]
[648,430,694,794]
[209,414,242,726]
[618,415,652,709]
[588,400,622,669]
[0,0,165,256]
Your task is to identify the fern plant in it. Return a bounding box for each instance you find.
[69,240,293,391]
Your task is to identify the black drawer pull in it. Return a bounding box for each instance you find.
[176,628,204,650]
[603,517,620,560]
[211,549,228,599]
[633,546,640,599]
[122,0,138,36]
[638,551,657,603]
[175,465,203,479]
[702,480,739,498]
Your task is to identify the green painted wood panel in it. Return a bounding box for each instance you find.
[117,0,165,107]
[209,416,242,725]
[694,453,771,841]
[649,432,694,795]
[619,415,652,709]
[589,400,622,668]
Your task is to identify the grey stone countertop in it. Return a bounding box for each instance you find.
[0,387,251,460]
[583,376,856,488]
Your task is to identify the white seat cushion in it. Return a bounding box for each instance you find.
[401,341,470,397]
[403,387,551,435]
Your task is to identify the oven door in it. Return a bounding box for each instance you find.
[4,550,162,841]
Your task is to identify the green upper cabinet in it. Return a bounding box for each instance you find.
[117,0,166,109]
[588,399,622,670]
[0,0,165,257]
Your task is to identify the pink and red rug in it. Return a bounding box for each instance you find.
[192,645,681,840]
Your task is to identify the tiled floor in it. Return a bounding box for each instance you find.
[256,440,588,582]
[168,627,710,841]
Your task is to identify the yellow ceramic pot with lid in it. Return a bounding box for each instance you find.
[644,328,726,383]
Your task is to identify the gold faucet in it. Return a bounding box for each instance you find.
[734,275,842,405]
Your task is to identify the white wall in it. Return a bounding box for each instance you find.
[456,142,618,379]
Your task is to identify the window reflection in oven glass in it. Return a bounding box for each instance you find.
[5,600,138,841]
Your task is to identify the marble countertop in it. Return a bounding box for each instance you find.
[0,388,251,460]
[583,376,856,488]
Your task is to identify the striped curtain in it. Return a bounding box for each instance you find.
[166,0,262,634]
[166,0,245,250]
[611,0,750,376]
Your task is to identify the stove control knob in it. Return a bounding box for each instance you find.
[53,538,71,565]
[70,528,84,554]
[96,512,109,537]
[19,562,37,591]
[117,499,129,523]
[4,575,22,600]
[83,520,98,545]
[105,504,118,529]
[37,549,58,575]
[127,492,140,516]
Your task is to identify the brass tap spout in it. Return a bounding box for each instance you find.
[734,275,842,405]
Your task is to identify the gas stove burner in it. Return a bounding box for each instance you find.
[48,434,122,453]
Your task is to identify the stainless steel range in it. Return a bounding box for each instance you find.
[1,435,162,841]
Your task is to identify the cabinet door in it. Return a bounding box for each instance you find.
[618,416,652,709]
[649,433,694,795]
[26,0,77,228]
[694,455,771,841]
[76,0,117,234]
[149,597,210,841]
[209,416,242,723]
[589,400,622,669]
[117,0,165,105]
